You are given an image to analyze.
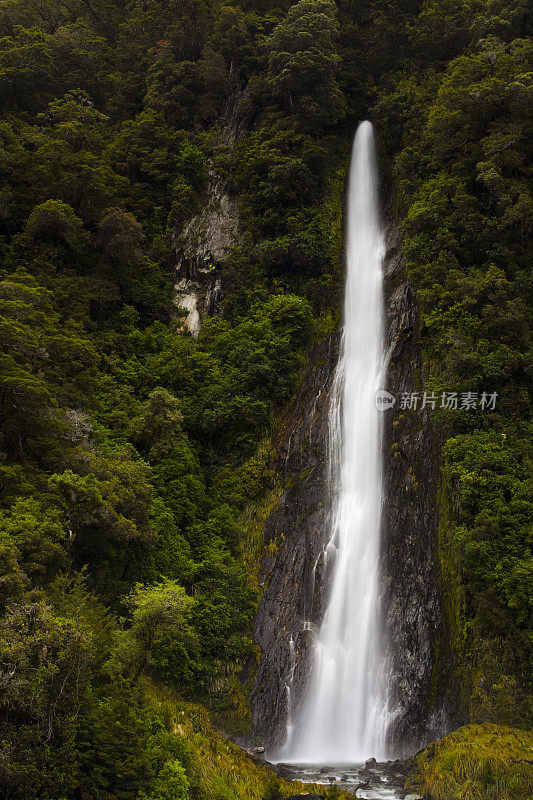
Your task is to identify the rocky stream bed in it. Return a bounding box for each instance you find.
[270,756,419,799]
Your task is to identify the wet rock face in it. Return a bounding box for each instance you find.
[381,227,449,755]
[173,164,238,336]
[251,227,448,754]
[251,336,339,750]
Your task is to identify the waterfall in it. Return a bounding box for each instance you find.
[282,121,390,764]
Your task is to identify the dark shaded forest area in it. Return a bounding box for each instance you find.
[0,1,530,798]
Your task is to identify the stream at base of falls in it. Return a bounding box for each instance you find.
[272,760,407,799]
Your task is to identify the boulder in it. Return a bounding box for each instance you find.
[289,795,326,799]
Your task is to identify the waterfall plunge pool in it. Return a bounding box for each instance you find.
[273,761,407,800]
[272,759,406,798]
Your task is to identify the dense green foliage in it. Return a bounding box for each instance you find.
[0,0,338,796]
[371,0,531,726]
[0,0,530,797]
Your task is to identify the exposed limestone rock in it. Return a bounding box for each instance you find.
[175,285,202,337]
[173,162,238,336]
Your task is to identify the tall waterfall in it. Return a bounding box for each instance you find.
[282,121,390,764]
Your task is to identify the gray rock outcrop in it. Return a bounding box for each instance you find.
[173,163,239,336]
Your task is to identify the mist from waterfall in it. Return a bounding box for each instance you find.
[281,121,390,764]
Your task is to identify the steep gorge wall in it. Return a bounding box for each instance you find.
[380,229,451,755]
[252,332,339,750]
[251,226,450,755]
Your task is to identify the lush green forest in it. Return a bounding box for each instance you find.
[0,0,530,798]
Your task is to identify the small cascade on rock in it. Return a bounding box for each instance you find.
[280,121,392,764]
[283,637,297,753]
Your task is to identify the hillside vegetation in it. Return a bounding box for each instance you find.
[406,724,533,800]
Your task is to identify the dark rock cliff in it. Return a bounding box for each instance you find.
[251,226,449,755]
[380,228,450,756]
[251,333,339,751]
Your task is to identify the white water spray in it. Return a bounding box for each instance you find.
[282,121,390,764]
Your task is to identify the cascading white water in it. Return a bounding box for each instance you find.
[282,121,390,764]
